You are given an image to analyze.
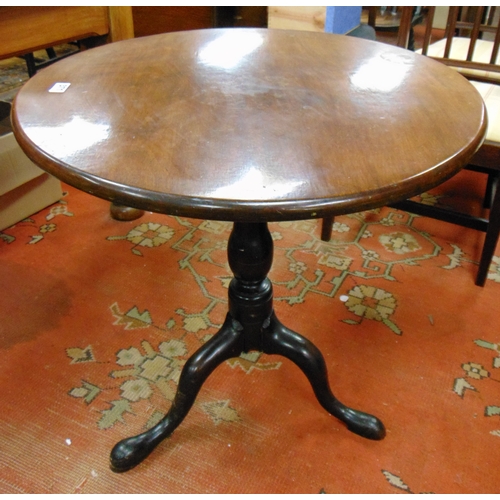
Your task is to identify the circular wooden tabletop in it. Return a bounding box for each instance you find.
[12,28,486,222]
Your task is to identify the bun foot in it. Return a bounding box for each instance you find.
[110,202,145,221]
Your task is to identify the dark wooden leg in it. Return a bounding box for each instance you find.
[227,222,384,439]
[321,216,334,241]
[263,313,385,440]
[23,53,36,78]
[110,314,244,472]
[109,202,145,221]
[111,221,384,472]
[484,172,499,209]
[476,184,500,286]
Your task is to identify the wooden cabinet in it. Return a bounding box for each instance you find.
[131,6,267,38]
[132,7,215,37]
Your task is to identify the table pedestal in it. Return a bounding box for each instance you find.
[110,222,385,472]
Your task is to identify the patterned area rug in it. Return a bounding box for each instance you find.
[1,168,499,493]
[0,56,30,99]
[0,45,77,102]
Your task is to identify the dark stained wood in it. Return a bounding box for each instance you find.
[131,6,214,37]
[109,203,144,221]
[396,6,414,48]
[110,220,385,473]
[12,28,486,223]
[321,215,335,241]
[422,6,437,53]
[215,6,268,28]
[131,7,267,39]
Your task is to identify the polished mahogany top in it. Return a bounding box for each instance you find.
[12,28,487,222]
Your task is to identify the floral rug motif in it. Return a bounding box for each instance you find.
[1,171,499,493]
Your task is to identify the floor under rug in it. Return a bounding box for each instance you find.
[1,170,499,493]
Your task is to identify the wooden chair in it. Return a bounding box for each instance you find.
[321,6,500,286]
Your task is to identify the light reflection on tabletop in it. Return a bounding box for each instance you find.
[198,30,264,70]
[209,165,305,200]
[11,28,486,220]
[26,116,110,158]
[350,53,413,93]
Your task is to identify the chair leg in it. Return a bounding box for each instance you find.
[484,171,499,209]
[23,48,58,78]
[321,216,334,241]
[476,183,500,286]
[23,53,36,77]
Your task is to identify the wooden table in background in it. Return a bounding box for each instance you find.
[11,28,486,472]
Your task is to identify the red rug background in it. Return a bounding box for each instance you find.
[1,170,499,493]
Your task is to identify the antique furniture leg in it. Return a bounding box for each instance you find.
[263,313,385,440]
[476,181,500,286]
[226,223,384,440]
[110,221,385,472]
[110,314,245,472]
[321,215,334,241]
[110,202,145,221]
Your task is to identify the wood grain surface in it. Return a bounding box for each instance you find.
[12,28,487,222]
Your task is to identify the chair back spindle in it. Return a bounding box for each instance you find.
[388,6,500,286]
[403,6,500,83]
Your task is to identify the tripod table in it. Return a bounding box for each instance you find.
[12,28,486,472]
